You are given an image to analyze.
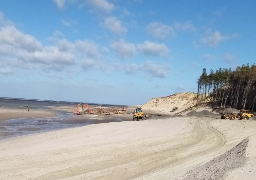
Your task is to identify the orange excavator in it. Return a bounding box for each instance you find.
[74,103,94,115]
[121,106,126,111]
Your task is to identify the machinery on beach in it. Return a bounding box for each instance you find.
[74,103,94,115]
[74,103,127,115]
[221,109,254,120]
[238,109,254,120]
[133,107,147,121]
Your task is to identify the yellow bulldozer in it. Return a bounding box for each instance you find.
[133,107,147,121]
[238,109,254,120]
[221,109,254,120]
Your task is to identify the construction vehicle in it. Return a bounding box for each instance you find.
[221,113,237,120]
[121,106,126,111]
[238,109,254,120]
[95,107,125,115]
[221,109,254,120]
[133,107,147,121]
[74,103,94,115]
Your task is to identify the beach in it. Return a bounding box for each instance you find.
[0,107,56,122]
[0,96,256,180]
[0,113,256,179]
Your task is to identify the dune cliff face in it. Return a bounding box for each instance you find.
[142,92,197,114]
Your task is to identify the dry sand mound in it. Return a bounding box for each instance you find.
[142,92,197,115]
[183,138,248,180]
[186,110,217,117]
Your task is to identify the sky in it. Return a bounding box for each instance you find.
[0,0,256,105]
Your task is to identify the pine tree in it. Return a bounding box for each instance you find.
[197,64,256,112]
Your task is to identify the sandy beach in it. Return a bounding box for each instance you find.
[1,0,255,179]
[0,107,56,122]
[1,94,256,180]
[0,113,256,180]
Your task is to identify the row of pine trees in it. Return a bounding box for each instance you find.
[197,64,256,111]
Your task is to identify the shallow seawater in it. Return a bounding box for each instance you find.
[0,112,123,140]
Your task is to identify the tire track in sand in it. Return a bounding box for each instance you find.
[29,118,226,180]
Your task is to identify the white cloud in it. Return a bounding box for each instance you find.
[213,8,226,18]
[123,9,132,17]
[52,38,75,52]
[53,0,115,12]
[122,63,140,74]
[0,12,169,79]
[137,41,169,57]
[146,22,175,39]
[110,39,135,59]
[101,46,110,54]
[104,16,127,34]
[0,67,12,75]
[0,23,94,71]
[0,19,103,74]
[53,0,67,10]
[200,30,238,47]
[61,19,71,27]
[0,26,42,52]
[61,19,77,27]
[18,46,76,65]
[146,21,196,39]
[52,30,65,38]
[113,62,138,75]
[202,53,216,61]
[173,21,196,32]
[0,44,16,55]
[114,61,169,78]
[82,58,96,69]
[223,53,235,63]
[82,58,108,72]
[175,85,187,93]
[87,0,115,13]
[53,0,76,10]
[143,61,170,78]
[0,12,3,23]
[51,37,100,58]
[75,40,99,58]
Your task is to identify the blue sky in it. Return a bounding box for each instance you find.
[0,0,255,105]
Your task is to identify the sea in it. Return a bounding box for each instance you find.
[0,97,124,141]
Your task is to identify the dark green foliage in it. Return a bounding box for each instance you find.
[197,64,256,111]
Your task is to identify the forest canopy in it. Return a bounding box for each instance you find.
[197,64,256,111]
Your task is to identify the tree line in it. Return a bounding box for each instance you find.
[197,64,256,111]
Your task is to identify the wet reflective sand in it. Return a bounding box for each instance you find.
[0,112,123,140]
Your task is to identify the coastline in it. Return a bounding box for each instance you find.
[1,100,256,179]
[1,116,256,180]
[0,107,56,121]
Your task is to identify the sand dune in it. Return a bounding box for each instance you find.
[142,92,197,115]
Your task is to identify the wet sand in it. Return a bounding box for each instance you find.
[0,107,56,121]
[0,107,129,140]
